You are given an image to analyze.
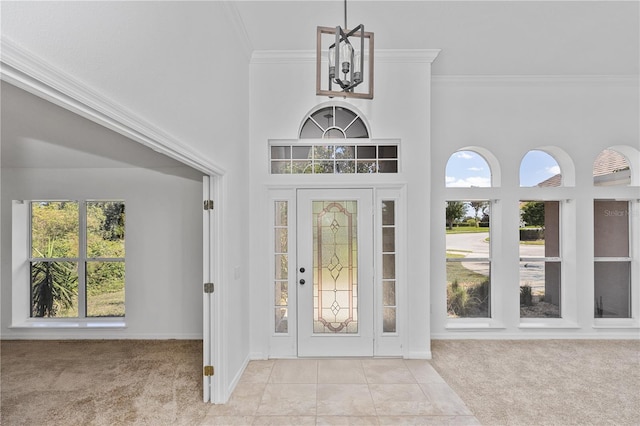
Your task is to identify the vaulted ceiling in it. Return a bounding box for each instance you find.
[1,1,638,169]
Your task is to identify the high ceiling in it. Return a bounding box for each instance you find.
[1,1,637,170]
[233,1,639,75]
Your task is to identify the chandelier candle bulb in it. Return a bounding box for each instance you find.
[340,41,353,75]
[328,46,336,79]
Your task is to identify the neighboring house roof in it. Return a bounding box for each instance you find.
[536,149,630,187]
[536,174,563,188]
[592,149,630,177]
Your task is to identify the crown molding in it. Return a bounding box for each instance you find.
[432,74,639,86]
[0,37,224,176]
[251,49,441,64]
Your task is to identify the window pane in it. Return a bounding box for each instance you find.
[336,161,356,174]
[383,254,395,279]
[383,281,396,306]
[594,200,629,257]
[30,261,78,317]
[344,119,368,138]
[520,261,561,318]
[87,202,125,258]
[378,160,398,173]
[275,255,288,280]
[445,151,491,188]
[593,149,631,186]
[356,146,376,159]
[313,145,335,160]
[275,228,288,253]
[275,308,288,333]
[270,146,291,160]
[382,201,395,226]
[446,201,491,234]
[334,146,355,159]
[31,201,79,258]
[275,281,288,306]
[271,161,290,174]
[86,261,125,317]
[446,261,490,318]
[300,120,324,139]
[520,150,561,187]
[275,202,288,226]
[595,261,631,318]
[292,146,312,160]
[383,307,396,333]
[519,201,559,258]
[382,228,395,252]
[274,201,289,333]
[356,161,377,173]
[378,146,398,159]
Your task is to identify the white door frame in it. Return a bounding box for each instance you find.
[203,174,224,403]
[296,188,375,357]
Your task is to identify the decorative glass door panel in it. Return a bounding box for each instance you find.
[313,201,358,333]
[297,189,373,356]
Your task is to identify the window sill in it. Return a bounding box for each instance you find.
[446,320,505,331]
[519,320,580,329]
[10,319,126,329]
[592,320,639,329]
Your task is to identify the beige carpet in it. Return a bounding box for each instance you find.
[430,340,640,426]
[1,339,639,425]
[0,340,209,425]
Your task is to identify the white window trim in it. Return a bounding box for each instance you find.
[11,200,126,329]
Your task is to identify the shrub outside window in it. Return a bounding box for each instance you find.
[30,200,125,318]
[445,200,491,318]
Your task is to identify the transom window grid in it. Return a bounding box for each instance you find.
[29,200,125,319]
[270,143,398,175]
[445,200,492,318]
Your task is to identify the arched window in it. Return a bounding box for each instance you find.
[270,104,398,174]
[445,150,492,188]
[593,149,631,186]
[520,150,562,187]
[299,105,369,139]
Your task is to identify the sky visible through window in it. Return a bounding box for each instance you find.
[446,150,560,188]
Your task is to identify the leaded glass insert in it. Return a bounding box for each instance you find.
[274,201,289,333]
[313,200,358,333]
[381,200,397,332]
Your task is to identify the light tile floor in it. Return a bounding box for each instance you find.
[201,359,480,425]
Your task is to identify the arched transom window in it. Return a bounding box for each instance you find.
[270,104,398,174]
[299,105,369,139]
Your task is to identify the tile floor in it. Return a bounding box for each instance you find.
[201,359,480,425]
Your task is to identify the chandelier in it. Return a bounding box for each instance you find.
[316,0,374,99]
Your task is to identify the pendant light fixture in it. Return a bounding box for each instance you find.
[316,0,374,99]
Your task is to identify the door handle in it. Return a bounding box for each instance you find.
[299,279,306,285]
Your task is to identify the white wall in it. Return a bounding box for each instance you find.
[430,76,640,338]
[2,0,253,396]
[1,166,203,339]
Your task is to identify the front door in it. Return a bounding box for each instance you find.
[296,189,374,356]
